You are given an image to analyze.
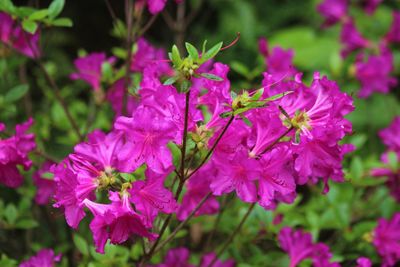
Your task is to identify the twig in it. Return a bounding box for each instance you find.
[179,90,191,180]
[153,192,212,254]
[186,116,235,181]
[255,126,294,159]
[123,0,134,116]
[208,203,256,267]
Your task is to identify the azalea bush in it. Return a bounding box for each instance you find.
[0,0,400,266]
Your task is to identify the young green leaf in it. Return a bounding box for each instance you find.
[28,9,49,21]
[201,41,223,62]
[73,234,89,256]
[170,45,182,67]
[163,76,178,85]
[200,73,224,81]
[22,20,38,34]
[185,42,199,60]
[0,0,16,13]
[202,40,208,55]
[250,88,264,101]
[5,84,29,103]
[48,0,65,19]
[51,17,73,27]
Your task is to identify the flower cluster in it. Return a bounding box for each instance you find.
[19,249,61,267]
[53,36,355,254]
[150,247,234,267]
[317,0,399,97]
[373,212,400,266]
[0,12,40,58]
[371,116,400,202]
[278,226,340,267]
[0,119,36,188]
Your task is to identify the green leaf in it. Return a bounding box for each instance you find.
[250,88,264,101]
[201,41,223,62]
[0,0,16,13]
[5,204,18,225]
[170,45,182,67]
[28,9,49,21]
[15,219,38,229]
[180,80,191,92]
[200,73,223,81]
[163,76,178,85]
[73,234,89,256]
[101,62,113,82]
[185,42,199,60]
[112,47,127,59]
[350,157,363,181]
[387,151,398,171]
[230,61,250,77]
[5,84,29,103]
[41,172,54,180]
[51,17,73,27]
[48,0,65,19]
[201,40,208,55]
[22,20,38,34]
[263,91,293,102]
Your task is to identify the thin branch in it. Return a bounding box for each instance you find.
[186,116,235,181]
[104,0,118,21]
[123,0,135,116]
[208,202,256,267]
[153,192,212,254]
[179,90,191,180]
[255,126,294,159]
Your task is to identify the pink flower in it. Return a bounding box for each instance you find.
[257,145,296,209]
[84,192,157,253]
[11,26,41,58]
[129,174,178,227]
[373,213,400,267]
[0,12,41,58]
[363,0,383,15]
[386,12,400,43]
[278,227,339,267]
[355,47,397,98]
[142,0,183,15]
[211,149,260,203]
[340,20,369,58]
[317,0,348,26]
[19,249,61,267]
[52,159,86,229]
[115,107,176,173]
[356,257,372,267]
[258,38,297,80]
[131,38,172,75]
[177,163,219,221]
[33,161,56,205]
[199,252,235,267]
[151,247,194,267]
[70,52,115,91]
[0,119,36,188]
[379,116,400,153]
[0,12,14,43]
[106,78,140,118]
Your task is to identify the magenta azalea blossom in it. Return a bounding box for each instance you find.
[258,38,297,80]
[257,145,296,209]
[363,0,383,15]
[33,161,56,205]
[199,253,235,267]
[0,12,41,58]
[317,0,348,26]
[340,20,369,58]
[379,116,400,153]
[355,47,397,98]
[84,192,157,253]
[151,247,194,267]
[129,177,178,227]
[139,0,183,15]
[373,213,400,267]
[211,149,260,203]
[70,52,115,91]
[115,107,176,174]
[356,257,372,267]
[177,163,219,221]
[131,38,172,75]
[0,118,36,188]
[278,227,339,267]
[19,249,61,267]
[386,12,400,43]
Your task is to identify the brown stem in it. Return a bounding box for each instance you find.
[255,126,294,159]
[36,61,83,141]
[175,1,186,52]
[153,192,212,255]
[123,0,134,116]
[179,90,191,180]
[208,202,256,267]
[186,116,235,181]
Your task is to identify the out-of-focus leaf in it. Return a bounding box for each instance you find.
[48,0,65,19]
[5,84,29,103]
